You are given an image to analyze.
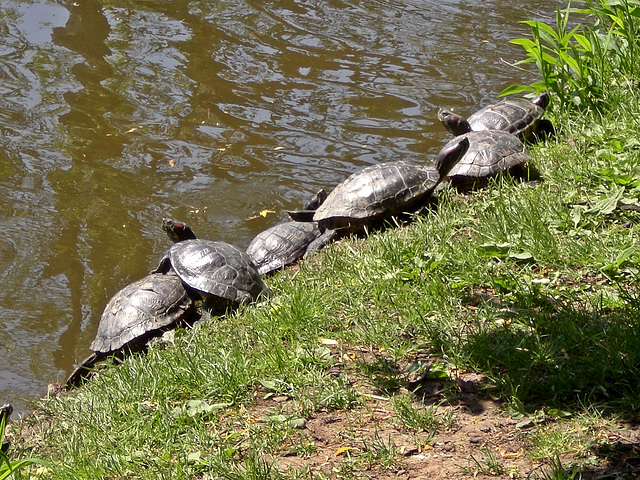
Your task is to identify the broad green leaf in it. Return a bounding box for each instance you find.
[0,458,50,480]
[426,361,450,379]
[494,276,518,293]
[294,345,333,364]
[614,246,636,267]
[259,380,278,391]
[587,187,625,215]
[499,84,535,97]
[184,399,230,416]
[187,451,202,463]
[478,243,512,257]
[557,51,581,74]
[509,38,537,49]
[574,33,593,52]
[261,414,306,429]
[547,408,573,418]
[509,251,535,262]
[528,20,561,41]
[537,29,561,48]
[171,399,232,418]
[541,51,560,65]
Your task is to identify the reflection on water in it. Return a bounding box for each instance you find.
[0,0,562,412]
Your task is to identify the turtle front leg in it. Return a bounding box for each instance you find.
[303,229,337,259]
[534,119,555,141]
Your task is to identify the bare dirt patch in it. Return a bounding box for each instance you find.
[9,346,640,480]
[249,347,640,480]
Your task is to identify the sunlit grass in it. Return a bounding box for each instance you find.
[391,394,443,437]
[6,1,640,478]
[12,115,640,476]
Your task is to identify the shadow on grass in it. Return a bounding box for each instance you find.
[459,281,640,417]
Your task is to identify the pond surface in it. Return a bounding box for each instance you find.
[0,0,562,412]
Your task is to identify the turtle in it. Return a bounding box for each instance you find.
[438,92,554,143]
[154,219,270,307]
[443,130,534,191]
[288,135,469,256]
[247,221,322,275]
[1,403,12,453]
[246,190,327,275]
[65,273,195,388]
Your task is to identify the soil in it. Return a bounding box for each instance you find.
[10,348,640,480]
[249,346,640,480]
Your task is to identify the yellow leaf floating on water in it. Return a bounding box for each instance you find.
[335,446,358,456]
[246,209,275,221]
[169,159,176,167]
[274,146,285,151]
[123,127,139,134]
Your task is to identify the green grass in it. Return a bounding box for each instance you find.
[5,1,640,478]
[462,445,506,477]
[391,395,442,435]
[502,0,640,112]
[8,94,638,477]
[1,405,48,480]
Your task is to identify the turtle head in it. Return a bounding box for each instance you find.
[435,136,470,179]
[163,219,197,243]
[437,108,472,136]
[531,91,550,110]
[302,189,328,211]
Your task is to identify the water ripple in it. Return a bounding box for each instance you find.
[0,0,564,412]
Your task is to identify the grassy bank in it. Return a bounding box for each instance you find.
[5,1,640,479]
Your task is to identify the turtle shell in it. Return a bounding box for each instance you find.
[246,221,321,276]
[439,93,553,143]
[466,97,545,140]
[91,273,194,354]
[445,130,532,190]
[313,161,442,232]
[165,239,268,305]
[312,137,468,232]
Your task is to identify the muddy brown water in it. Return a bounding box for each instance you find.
[0,0,563,413]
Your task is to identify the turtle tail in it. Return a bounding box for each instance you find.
[287,210,316,222]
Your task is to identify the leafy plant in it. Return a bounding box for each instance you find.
[579,0,640,79]
[361,431,399,469]
[0,405,48,480]
[502,0,640,111]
